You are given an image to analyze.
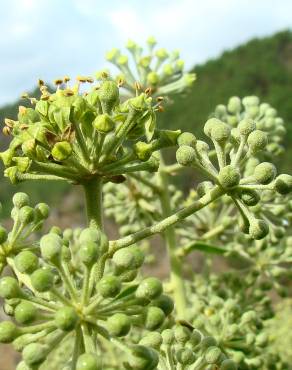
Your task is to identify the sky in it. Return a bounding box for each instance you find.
[0,0,291,105]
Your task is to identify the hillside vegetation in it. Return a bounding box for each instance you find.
[160,30,292,171]
[0,30,291,213]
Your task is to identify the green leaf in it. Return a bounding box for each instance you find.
[113,284,138,301]
[35,100,49,116]
[144,112,156,142]
[180,242,228,257]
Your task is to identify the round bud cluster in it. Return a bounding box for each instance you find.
[137,324,236,369]
[0,192,49,274]
[103,38,196,98]
[1,76,162,186]
[213,96,286,157]
[218,165,240,189]
[174,109,291,242]
[187,280,272,369]
[176,145,196,167]
[0,223,173,368]
[104,176,183,237]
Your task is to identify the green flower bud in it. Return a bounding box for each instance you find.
[22,139,36,158]
[197,181,214,197]
[23,343,47,366]
[227,96,241,114]
[134,142,152,161]
[232,351,246,365]
[163,64,174,75]
[79,242,99,266]
[205,346,221,364]
[14,157,31,173]
[139,332,162,350]
[249,219,269,240]
[256,332,268,347]
[139,56,151,68]
[0,225,8,243]
[177,132,197,148]
[117,55,128,66]
[76,353,101,370]
[189,330,202,348]
[128,345,159,370]
[63,228,73,240]
[241,310,257,324]
[119,269,138,282]
[0,321,19,343]
[0,277,21,299]
[151,294,174,316]
[161,328,174,345]
[93,114,115,133]
[15,301,37,324]
[177,348,195,365]
[97,275,121,298]
[55,307,79,331]
[0,149,14,167]
[5,166,19,184]
[273,226,285,239]
[98,81,119,113]
[30,268,54,292]
[147,72,159,86]
[218,165,240,188]
[215,104,227,117]
[51,141,72,161]
[146,36,156,47]
[274,174,292,194]
[238,118,256,136]
[106,48,120,62]
[34,202,50,220]
[204,118,222,137]
[155,48,168,60]
[19,206,35,224]
[50,226,62,235]
[144,306,165,330]
[209,296,224,308]
[239,189,260,206]
[142,156,159,173]
[136,277,162,300]
[79,228,100,243]
[243,96,259,107]
[176,145,196,166]
[174,326,191,343]
[195,140,209,155]
[210,122,230,143]
[221,359,237,370]
[200,336,217,349]
[40,233,62,263]
[175,59,184,71]
[113,246,145,271]
[12,192,30,208]
[247,130,268,153]
[107,313,131,337]
[253,162,276,184]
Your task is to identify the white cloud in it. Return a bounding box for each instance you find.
[0,0,292,104]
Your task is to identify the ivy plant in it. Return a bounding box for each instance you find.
[0,38,291,370]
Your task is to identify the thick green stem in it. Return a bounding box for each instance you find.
[71,327,82,370]
[83,177,103,229]
[109,186,224,252]
[158,163,187,319]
